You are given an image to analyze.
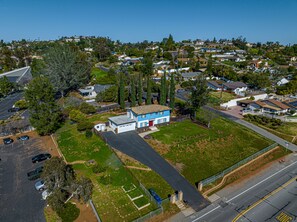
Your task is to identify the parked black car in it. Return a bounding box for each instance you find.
[27,166,44,181]
[32,153,52,163]
[3,138,14,145]
[17,135,30,141]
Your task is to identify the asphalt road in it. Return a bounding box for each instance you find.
[0,138,46,222]
[0,92,24,120]
[233,176,297,222]
[101,131,209,211]
[204,106,297,152]
[185,158,297,222]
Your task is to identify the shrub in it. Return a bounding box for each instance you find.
[79,102,96,114]
[14,100,28,109]
[85,130,93,138]
[57,203,80,222]
[77,121,94,131]
[92,164,107,174]
[69,110,86,122]
[99,175,112,185]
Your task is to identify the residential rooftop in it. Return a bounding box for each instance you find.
[131,104,170,115]
[108,115,136,125]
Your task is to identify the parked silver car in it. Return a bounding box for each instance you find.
[35,180,45,191]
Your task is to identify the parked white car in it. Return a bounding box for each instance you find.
[42,190,52,200]
[35,180,45,191]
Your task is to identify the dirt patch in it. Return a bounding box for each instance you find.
[114,149,147,168]
[73,200,97,222]
[147,140,171,155]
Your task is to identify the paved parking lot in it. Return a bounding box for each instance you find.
[0,92,24,120]
[0,137,47,222]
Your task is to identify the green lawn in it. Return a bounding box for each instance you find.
[209,91,237,104]
[56,115,158,222]
[149,116,273,185]
[90,67,116,85]
[129,169,174,199]
[91,67,107,79]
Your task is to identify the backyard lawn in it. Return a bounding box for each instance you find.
[209,91,237,105]
[56,118,158,222]
[90,67,116,85]
[148,115,273,185]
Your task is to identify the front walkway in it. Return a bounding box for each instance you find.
[101,131,209,211]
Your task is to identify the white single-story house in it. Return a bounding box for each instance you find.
[108,104,171,134]
[207,81,221,91]
[277,78,289,86]
[78,84,113,99]
[248,99,290,115]
[181,72,202,81]
[223,82,248,96]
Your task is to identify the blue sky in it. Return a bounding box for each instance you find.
[0,0,296,44]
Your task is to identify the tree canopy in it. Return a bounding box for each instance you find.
[24,76,62,135]
[44,45,90,96]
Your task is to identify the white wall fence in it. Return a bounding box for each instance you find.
[220,93,268,108]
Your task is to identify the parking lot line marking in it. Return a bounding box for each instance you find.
[276,212,293,222]
[232,176,297,222]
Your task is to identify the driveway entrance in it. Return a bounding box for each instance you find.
[101,131,209,211]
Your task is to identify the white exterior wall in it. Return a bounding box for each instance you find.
[109,120,136,134]
[117,122,136,133]
[137,116,170,128]
[220,94,268,108]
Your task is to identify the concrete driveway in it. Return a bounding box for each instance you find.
[0,137,46,222]
[101,131,209,211]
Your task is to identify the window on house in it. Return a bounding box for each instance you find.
[141,114,146,118]
[163,118,167,122]
[160,111,163,115]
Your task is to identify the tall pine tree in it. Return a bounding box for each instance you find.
[138,73,143,105]
[146,76,151,105]
[130,76,136,107]
[169,73,175,109]
[119,73,125,109]
[160,71,166,105]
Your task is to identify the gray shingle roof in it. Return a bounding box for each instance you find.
[131,104,170,115]
[223,82,247,90]
[94,84,113,93]
[181,72,202,78]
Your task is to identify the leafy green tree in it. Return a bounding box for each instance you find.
[160,72,167,105]
[190,76,209,118]
[0,76,14,97]
[44,45,90,97]
[79,102,96,114]
[77,121,94,131]
[14,100,28,109]
[41,157,76,193]
[169,73,175,109]
[130,77,136,107]
[47,189,67,212]
[206,55,213,74]
[141,56,153,76]
[31,58,46,77]
[165,34,175,51]
[119,73,125,109]
[146,76,152,105]
[69,109,86,122]
[73,176,94,203]
[96,85,118,102]
[138,74,143,105]
[25,76,62,135]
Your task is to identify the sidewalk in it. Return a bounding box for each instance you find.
[166,152,297,222]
